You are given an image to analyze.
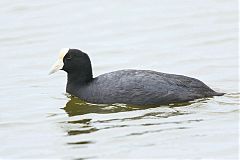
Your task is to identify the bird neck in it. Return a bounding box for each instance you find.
[66,69,93,92]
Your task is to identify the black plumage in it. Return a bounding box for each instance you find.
[60,49,224,105]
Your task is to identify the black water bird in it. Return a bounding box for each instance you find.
[49,48,224,105]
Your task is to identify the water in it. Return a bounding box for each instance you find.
[0,0,238,159]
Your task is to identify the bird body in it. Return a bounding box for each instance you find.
[67,69,223,105]
[50,48,224,106]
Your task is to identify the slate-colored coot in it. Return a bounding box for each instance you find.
[49,48,224,105]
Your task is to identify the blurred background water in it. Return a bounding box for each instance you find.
[0,0,239,159]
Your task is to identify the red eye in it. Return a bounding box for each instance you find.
[67,55,72,60]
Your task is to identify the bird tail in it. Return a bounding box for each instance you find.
[213,92,225,96]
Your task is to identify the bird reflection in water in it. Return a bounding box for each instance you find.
[62,96,197,117]
[61,96,206,146]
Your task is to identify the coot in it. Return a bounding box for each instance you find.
[49,48,224,105]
